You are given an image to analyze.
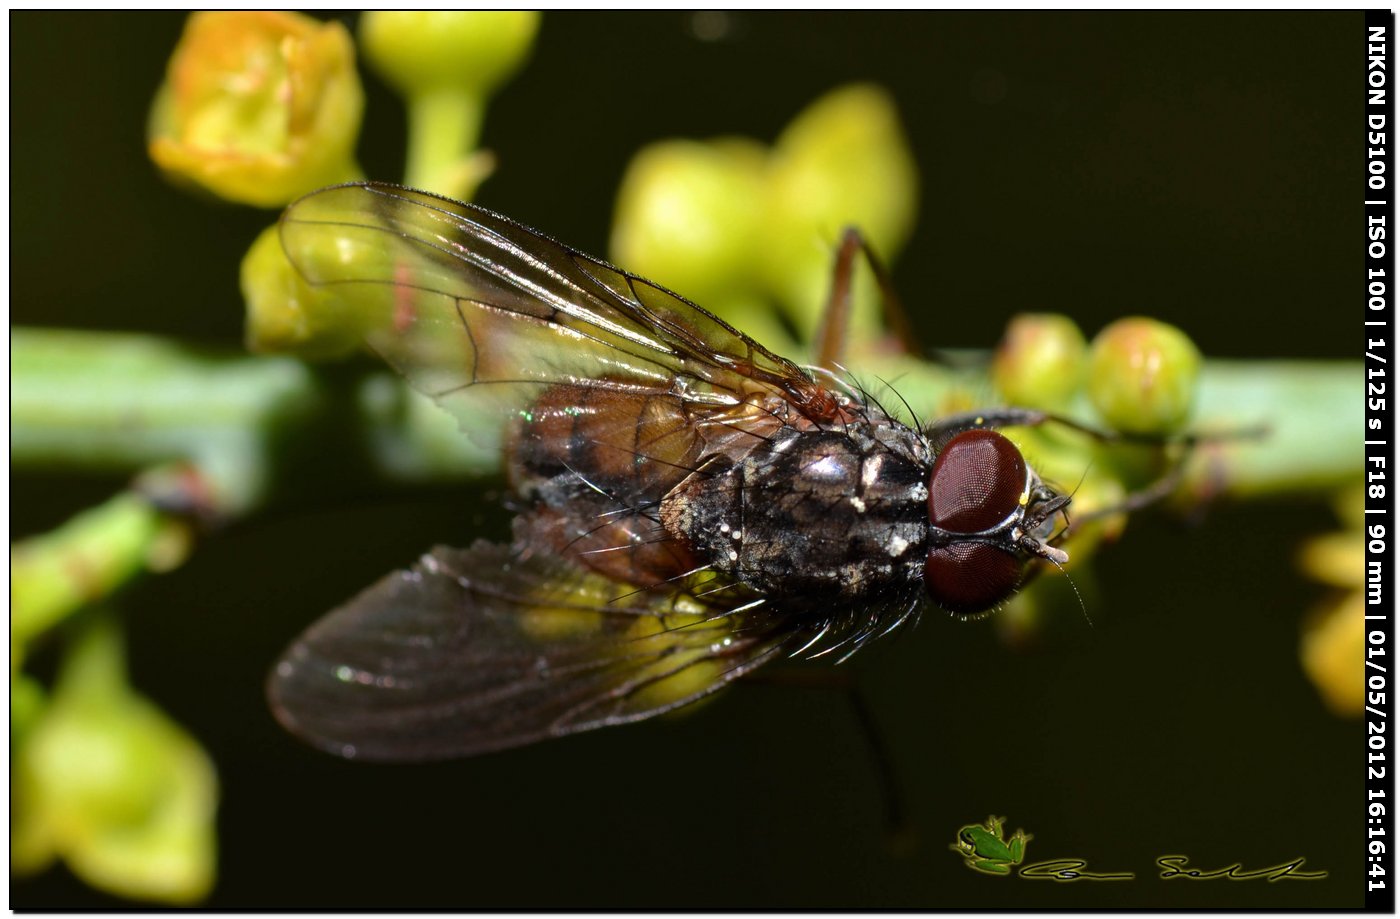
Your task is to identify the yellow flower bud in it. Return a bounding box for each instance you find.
[992,314,1088,411]
[611,138,768,310]
[1297,486,1365,717]
[761,84,919,341]
[148,12,363,207]
[361,12,540,99]
[1087,317,1202,435]
[12,672,46,742]
[1301,591,1365,716]
[361,12,540,198]
[241,224,360,359]
[11,618,218,904]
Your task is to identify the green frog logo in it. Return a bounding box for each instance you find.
[950,815,1033,875]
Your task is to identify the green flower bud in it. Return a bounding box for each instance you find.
[991,313,1088,410]
[760,84,919,342]
[1087,317,1202,435]
[361,12,539,99]
[11,617,218,904]
[242,224,361,359]
[361,12,540,197]
[610,138,768,310]
[148,11,363,207]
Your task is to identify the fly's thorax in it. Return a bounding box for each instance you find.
[660,425,929,603]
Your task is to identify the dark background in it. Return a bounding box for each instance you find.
[12,11,1361,908]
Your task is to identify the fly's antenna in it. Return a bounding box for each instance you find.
[1046,462,1095,541]
[1047,556,1092,628]
[1068,461,1093,501]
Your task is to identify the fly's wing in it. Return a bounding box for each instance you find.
[278,182,821,451]
[267,539,792,761]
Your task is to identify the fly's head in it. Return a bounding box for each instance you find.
[921,428,1071,616]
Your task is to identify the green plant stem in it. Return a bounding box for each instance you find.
[11,327,495,511]
[403,88,484,197]
[12,329,317,515]
[11,326,494,650]
[12,328,1360,510]
[11,493,175,648]
[1193,360,1360,497]
[10,328,1359,651]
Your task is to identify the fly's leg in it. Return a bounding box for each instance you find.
[813,227,921,372]
[743,667,914,852]
[844,679,917,854]
[927,406,1266,448]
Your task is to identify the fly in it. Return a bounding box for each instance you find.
[267,182,1080,761]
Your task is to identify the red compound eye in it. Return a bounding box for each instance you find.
[928,429,1027,534]
[924,542,1023,614]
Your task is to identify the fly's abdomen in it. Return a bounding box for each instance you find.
[508,384,705,501]
[504,384,707,588]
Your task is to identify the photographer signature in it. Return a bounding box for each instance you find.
[951,817,1328,882]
